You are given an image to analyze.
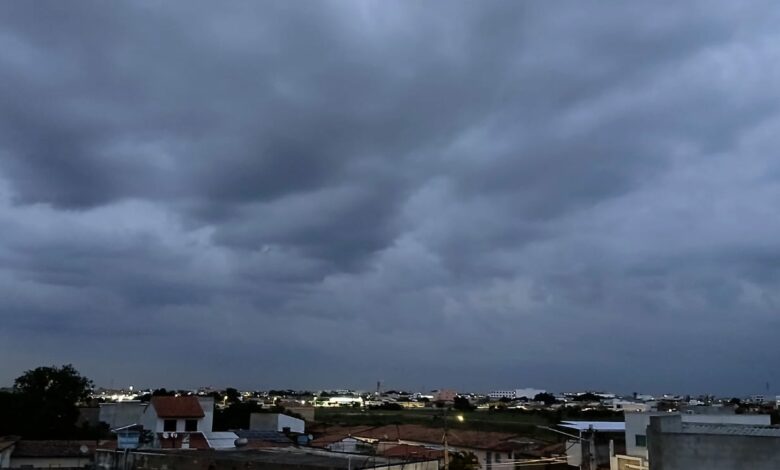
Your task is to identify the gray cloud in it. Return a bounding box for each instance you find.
[1,1,780,395]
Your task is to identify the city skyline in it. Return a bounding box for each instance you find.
[2,1,780,394]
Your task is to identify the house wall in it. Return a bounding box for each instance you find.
[198,397,214,432]
[0,446,14,469]
[389,439,512,470]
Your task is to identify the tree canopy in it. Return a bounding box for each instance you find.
[1,364,95,438]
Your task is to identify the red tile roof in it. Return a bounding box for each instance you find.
[380,444,445,460]
[11,440,108,458]
[151,396,204,418]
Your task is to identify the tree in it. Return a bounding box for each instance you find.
[573,392,601,402]
[225,387,241,404]
[534,393,557,405]
[449,451,480,470]
[11,364,93,438]
[453,396,476,411]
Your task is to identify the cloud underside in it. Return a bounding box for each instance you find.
[1,1,779,394]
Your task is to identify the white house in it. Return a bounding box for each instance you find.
[139,396,216,449]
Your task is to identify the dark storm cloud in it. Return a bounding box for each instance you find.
[1,0,780,395]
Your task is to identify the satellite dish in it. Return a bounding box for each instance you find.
[79,445,89,454]
[163,432,169,439]
[171,432,178,438]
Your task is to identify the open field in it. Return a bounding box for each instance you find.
[314,407,622,440]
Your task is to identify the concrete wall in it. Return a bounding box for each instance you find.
[10,456,89,468]
[96,450,439,470]
[99,401,148,429]
[198,397,214,432]
[648,430,780,470]
[250,413,305,433]
[0,446,14,469]
[623,411,771,460]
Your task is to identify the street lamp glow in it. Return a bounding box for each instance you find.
[456,415,464,422]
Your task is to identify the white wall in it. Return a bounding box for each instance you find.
[515,388,545,400]
[0,446,13,469]
[278,414,305,433]
[623,412,772,459]
[198,397,214,432]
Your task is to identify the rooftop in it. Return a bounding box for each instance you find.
[559,421,626,432]
[680,423,780,437]
[151,396,204,418]
[312,424,541,451]
[10,440,107,458]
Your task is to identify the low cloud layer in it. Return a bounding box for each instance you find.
[1,1,780,395]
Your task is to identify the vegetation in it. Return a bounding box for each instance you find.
[0,364,107,439]
[449,451,480,470]
[314,405,622,441]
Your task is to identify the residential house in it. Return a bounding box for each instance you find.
[138,396,218,449]
[312,424,562,470]
[0,438,114,469]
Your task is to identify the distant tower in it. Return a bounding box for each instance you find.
[376,381,381,396]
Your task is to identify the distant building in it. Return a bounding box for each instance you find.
[311,423,563,470]
[433,390,457,403]
[608,399,651,413]
[314,396,363,407]
[487,388,545,400]
[137,396,223,449]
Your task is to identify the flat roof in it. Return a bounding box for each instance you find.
[559,421,625,432]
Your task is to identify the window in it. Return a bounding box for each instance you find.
[635,434,647,447]
[164,419,177,432]
[185,419,198,432]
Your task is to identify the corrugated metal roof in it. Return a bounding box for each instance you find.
[203,431,239,449]
[681,423,780,437]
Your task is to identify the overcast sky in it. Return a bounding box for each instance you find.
[1,1,779,395]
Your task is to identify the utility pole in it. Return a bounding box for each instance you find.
[536,425,594,470]
[587,426,597,470]
[442,405,449,469]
